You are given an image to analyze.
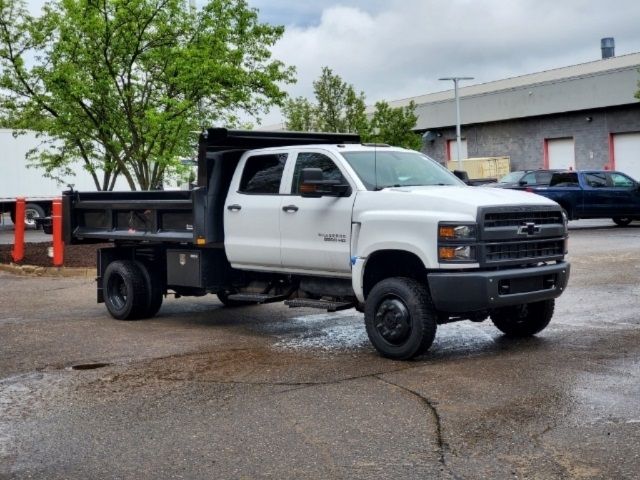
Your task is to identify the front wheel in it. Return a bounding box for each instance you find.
[490,299,555,337]
[612,217,632,227]
[364,277,437,360]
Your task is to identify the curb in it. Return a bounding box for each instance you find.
[0,263,94,278]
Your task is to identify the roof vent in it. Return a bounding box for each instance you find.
[601,37,615,59]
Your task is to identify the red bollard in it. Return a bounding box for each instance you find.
[11,197,25,263]
[52,198,64,267]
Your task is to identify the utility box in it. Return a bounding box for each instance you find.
[447,156,511,181]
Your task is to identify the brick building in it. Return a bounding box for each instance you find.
[393,49,640,179]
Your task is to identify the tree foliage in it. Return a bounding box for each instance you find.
[283,67,420,150]
[0,0,294,190]
[369,100,422,151]
[284,67,368,135]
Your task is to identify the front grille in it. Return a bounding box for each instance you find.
[485,239,564,263]
[484,210,563,228]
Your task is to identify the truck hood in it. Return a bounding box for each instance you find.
[353,185,558,221]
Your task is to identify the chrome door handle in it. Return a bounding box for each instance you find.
[227,204,242,211]
[282,205,299,212]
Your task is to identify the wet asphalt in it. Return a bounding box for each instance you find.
[1,220,640,479]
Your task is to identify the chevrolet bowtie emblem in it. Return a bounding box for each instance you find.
[517,222,540,235]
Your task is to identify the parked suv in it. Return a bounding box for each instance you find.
[489,169,561,190]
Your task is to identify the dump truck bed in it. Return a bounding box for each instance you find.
[63,190,197,244]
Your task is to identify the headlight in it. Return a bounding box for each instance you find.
[438,222,477,262]
[438,224,477,241]
[439,245,476,261]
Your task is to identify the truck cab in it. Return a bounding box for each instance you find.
[63,129,570,360]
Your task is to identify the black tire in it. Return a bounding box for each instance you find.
[612,217,632,227]
[103,260,150,320]
[24,203,46,229]
[9,208,16,225]
[216,290,255,307]
[135,261,163,318]
[490,299,555,337]
[364,277,437,360]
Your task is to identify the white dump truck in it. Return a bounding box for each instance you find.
[62,129,570,359]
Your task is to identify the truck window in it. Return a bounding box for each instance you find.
[535,171,554,184]
[342,151,462,190]
[520,172,536,185]
[239,153,288,194]
[609,172,635,188]
[291,152,345,194]
[549,172,579,187]
[584,172,607,188]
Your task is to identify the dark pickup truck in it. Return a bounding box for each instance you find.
[530,170,640,226]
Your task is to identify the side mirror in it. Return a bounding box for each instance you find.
[299,168,351,198]
[518,180,528,186]
[452,170,470,184]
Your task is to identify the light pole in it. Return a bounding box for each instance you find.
[439,77,474,171]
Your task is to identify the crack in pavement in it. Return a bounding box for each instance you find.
[374,375,463,480]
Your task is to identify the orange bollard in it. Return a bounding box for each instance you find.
[52,198,64,267]
[11,197,25,263]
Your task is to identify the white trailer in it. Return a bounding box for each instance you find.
[0,129,128,227]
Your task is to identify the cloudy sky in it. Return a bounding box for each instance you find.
[24,0,640,126]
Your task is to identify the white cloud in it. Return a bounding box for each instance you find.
[263,0,640,125]
[18,0,640,126]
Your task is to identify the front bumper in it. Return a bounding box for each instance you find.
[427,262,570,313]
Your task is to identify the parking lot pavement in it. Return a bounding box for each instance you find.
[1,224,640,479]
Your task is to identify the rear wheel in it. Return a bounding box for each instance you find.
[490,299,555,337]
[103,260,150,320]
[24,203,46,229]
[364,277,437,360]
[612,217,632,227]
[135,261,163,317]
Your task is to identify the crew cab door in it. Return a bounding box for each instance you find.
[224,152,288,269]
[600,172,640,215]
[280,151,356,274]
[582,171,639,217]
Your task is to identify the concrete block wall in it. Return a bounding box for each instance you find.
[421,104,640,172]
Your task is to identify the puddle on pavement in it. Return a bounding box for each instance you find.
[262,310,369,352]
[264,309,503,355]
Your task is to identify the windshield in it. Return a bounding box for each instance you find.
[498,171,525,183]
[341,150,464,190]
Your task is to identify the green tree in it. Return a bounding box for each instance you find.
[283,66,420,150]
[369,101,422,150]
[282,96,315,131]
[313,67,367,133]
[284,67,367,134]
[0,0,294,190]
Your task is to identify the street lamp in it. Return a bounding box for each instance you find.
[439,77,474,171]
